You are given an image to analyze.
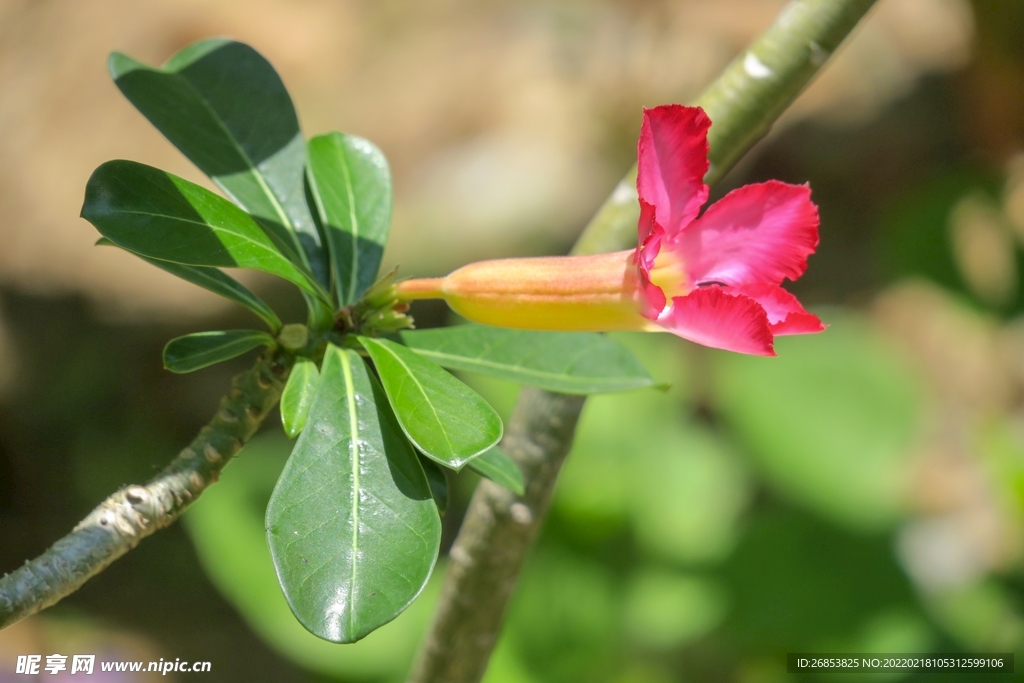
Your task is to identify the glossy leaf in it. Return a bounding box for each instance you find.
[108,40,328,289]
[468,445,525,496]
[359,336,502,470]
[163,330,274,373]
[400,325,654,394]
[96,237,281,332]
[307,133,393,306]
[182,434,447,680]
[419,456,449,515]
[82,160,329,304]
[266,345,440,643]
[280,359,320,438]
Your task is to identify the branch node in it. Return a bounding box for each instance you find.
[203,443,222,464]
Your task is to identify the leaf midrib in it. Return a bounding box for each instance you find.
[166,333,267,370]
[409,347,647,389]
[168,66,299,242]
[180,338,259,361]
[114,246,281,330]
[103,208,283,260]
[339,350,361,637]
[373,341,457,458]
[103,204,330,303]
[338,144,361,302]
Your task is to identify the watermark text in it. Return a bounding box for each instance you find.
[15,654,211,675]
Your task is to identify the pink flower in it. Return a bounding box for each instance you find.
[396,104,825,356]
[632,104,825,355]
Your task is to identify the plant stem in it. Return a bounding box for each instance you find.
[572,0,878,257]
[0,351,291,629]
[396,278,446,300]
[407,389,586,683]
[407,1,878,681]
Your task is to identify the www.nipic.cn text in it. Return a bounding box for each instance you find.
[15,654,212,675]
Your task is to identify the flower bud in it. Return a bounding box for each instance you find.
[277,324,309,351]
[398,250,653,332]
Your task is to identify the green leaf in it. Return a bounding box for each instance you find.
[306,133,393,306]
[400,325,654,394]
[96,237,281,332]
[82,160,329,304]
[182,434,447,680]
[468,446,524,496]
[163,330,274,373]
[359,336,502,470]
[266,345,441,643]
[280,359,320,438]
[419,455,449,514]
[108,41,328,289]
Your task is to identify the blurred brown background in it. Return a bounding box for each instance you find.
[0,0,974,319]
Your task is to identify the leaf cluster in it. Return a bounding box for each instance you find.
[81,39,654,642]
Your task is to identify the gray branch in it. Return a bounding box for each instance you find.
[408,389,585,683]
[407,1,879,682]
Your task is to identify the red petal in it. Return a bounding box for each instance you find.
[772,312,826,335]
[637,105,711,238]
[677,180,819,287]
[732,283,826,335]
[656,287,775,356]
[635,210,667,319]
[637,197,658,252]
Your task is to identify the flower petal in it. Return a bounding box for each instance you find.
[656,286,775,356]
[732,283,826,335]
[677,180,819,287]
[635,212,667,319]
[637,105,711,238]
[637,197,658,254]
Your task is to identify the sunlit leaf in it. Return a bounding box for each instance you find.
[108,40,329,289]
[163,330,274,373]
[82,160,329,304]
[280,359,319,438]
[400,325,653,394]
[307,133,392,305]
[266,345,441,643]
[468,446,524,496]
[183,434,445,680]
[96,237,281,332]
[360,336,502,469]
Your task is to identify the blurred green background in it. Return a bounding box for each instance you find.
[2,0,1024,681]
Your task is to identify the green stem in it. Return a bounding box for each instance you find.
[407,1,878,682]
[0,351,292,629]
[571,0,878,256]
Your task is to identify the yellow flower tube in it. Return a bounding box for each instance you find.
[396,250,658,332]
[396,104,824,357]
